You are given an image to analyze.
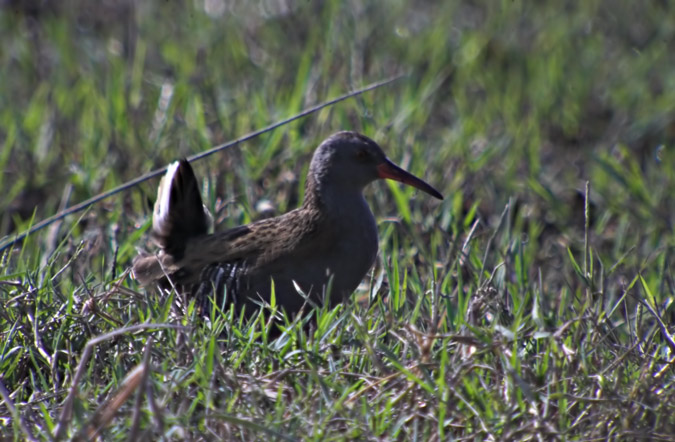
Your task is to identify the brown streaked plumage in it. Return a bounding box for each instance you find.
[132,131,443,316]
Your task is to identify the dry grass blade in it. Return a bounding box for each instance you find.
[53,324,186,440]
[74,364,146,441]
[128,337,154,442]
[0,378,39,442]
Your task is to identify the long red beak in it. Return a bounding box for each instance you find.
[376,159,443,200]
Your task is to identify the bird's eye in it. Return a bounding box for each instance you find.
[356,149,369,161]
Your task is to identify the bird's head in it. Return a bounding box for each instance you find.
[308,131,443,200]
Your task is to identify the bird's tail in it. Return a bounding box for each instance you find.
[152,159,212,257]
[132,159,212,285]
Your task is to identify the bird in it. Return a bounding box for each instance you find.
[132,131,443,317]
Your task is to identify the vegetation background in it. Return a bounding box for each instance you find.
[1,0,675,440]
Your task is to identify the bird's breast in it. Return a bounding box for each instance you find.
[322,196,379,298]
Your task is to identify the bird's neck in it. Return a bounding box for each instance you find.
[302,172,369,217]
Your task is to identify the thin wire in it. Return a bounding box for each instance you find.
[0,74,404,252]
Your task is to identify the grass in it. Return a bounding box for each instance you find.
[1,0,675,440]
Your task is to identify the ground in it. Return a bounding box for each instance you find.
[1,0,675,440]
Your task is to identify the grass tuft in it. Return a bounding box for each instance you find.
[2,0,675,439]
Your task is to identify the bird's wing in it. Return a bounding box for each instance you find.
[131,224,251,287]
[176,208,331,282]
[133,208,333,298]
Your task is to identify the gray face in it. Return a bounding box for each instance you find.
[310,131,388,190]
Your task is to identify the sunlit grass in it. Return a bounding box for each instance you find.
[1,0,675,440]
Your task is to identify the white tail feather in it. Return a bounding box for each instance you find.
[153,161,181,237]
